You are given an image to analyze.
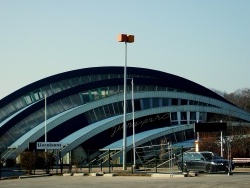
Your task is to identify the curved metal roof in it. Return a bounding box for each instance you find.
[0,66,232,108]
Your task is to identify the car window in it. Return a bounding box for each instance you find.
[182,153,194,160]
[183,153,190,160]
[190,153,195,160]
[201,153,213,160]
[213,153,222,159]
[194,153,203,160]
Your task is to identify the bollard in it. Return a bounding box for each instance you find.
[108,149,111,173]
[100,158,103,172]
[181,146,184,173]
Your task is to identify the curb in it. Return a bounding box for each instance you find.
[73,173,86,176]
[151,174,184,178]
[19,174,51,179]
[103,173,115,177]
[63,173,73,176]
[151,172,198,178]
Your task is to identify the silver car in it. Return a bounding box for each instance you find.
[177,151,234,173]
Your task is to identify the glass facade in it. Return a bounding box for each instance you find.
[0,73,146,123]
[3,70,213,126]
[0,72,222,154]
[138,129,195,153]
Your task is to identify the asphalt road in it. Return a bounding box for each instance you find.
[1,172,250,188]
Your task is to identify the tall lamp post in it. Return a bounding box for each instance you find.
[127,78,135,169]
[118,34,134,170]
[45,93,47,153]
[131,78,136,168]
[44,93,48,173]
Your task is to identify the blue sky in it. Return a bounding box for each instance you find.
[0,0,249,99]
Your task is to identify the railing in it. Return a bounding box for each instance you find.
[233,158,250,167]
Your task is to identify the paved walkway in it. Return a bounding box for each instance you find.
[1,171,250,188]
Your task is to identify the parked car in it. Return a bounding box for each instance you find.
[177,151,235,173]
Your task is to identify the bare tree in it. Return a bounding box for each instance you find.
[199,124,250,159]
[224,88,250,112]
[199,88,250,158]
[159,138,167,162]
[20,151,36,175]
[20,151,55,175]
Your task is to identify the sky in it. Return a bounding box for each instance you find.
[0,0,249,99]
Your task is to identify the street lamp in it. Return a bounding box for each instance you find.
[118,34,134,170]
[44,93,48,173]
[127,78,136,169]
[131,79,135,169]
[45,93,47,153]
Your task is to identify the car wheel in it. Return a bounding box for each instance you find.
[206,164,213,173]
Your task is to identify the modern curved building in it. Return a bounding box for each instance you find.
[1,66,250,164]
